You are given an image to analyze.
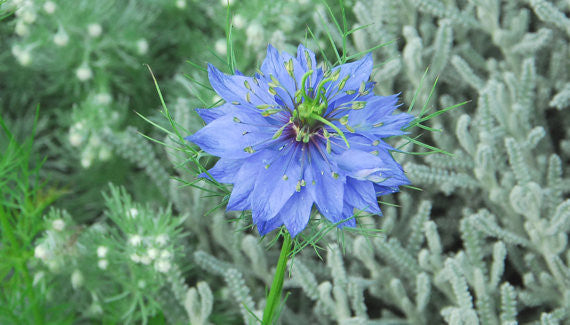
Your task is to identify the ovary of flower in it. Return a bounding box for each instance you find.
[52,219,65,231]
[233,14,245,29]
[129,234,143,246]
[76,64,93,82]
[155,234,168,246]
[43,1,56,14]
[96,246,108,258]
[128,208,139,219]
[71,270,83,290]
[34,245,50,260]
[97,259,108,270]
[155,259,171,273]
[215,39,227,56]
[175,0,186,9]
[53,29,69,47]
[87,23,102,38]
[136,39,148,55]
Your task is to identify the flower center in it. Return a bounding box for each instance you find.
[289,69,350,149]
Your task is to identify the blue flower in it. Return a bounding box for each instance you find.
[187,44,413,238]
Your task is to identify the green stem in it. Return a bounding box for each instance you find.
[262,232,292,324]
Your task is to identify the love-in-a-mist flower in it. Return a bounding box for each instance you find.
[187,44,413,237]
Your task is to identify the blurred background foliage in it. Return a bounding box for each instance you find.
[1,0,570,324]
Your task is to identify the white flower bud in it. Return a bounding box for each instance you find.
[147,248,158,260]
[138,280,146,288]
[96,246,108,258]
[155,259,171,273]
[97,259,108,270]
[95,93,112,105]
[80,151,94,168]
[52,219,65,231]
[246,23,264,49]
[53,29,69,47]
[98,147,111,161]
[130,253,141,263]
[175,0,186,9]
[33,271,45,286]
[271,30,286,47]
[68,132,83,147]
[21,10,36,24]
[140,255,151,265]
[129,235,142,246]
[136,39,148,55]
[43,1,56,14]
[15,48,32,66]
[76,63,93,81]
[155,234,168,246]
[89,135,101,146]
[34,245,49,260]
[15,21,29,37]
[233,14,245,29]
[128,208,139,219]
[87,303,103,315]
[160,250,172,259]
[87,23,102,37]
[215,39,227,56]
[71,270,83,289]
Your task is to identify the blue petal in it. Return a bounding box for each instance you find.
[334,149,383,180]
[340,203,358,228]
[257,213,283,236]
[250,144,303,222]
[374,184,401,196]
[227,152,273,211]
[195,103,237,124]
[208,64,253,105]
[347,94,400,128]
[344,177,381,214]
[305,144,345,224]
[187,111,274,159]
[282,188,314,238]
[296,44,316,74]
[326,54,373,101]
[202,158,244,183]
[260,45,297,108]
